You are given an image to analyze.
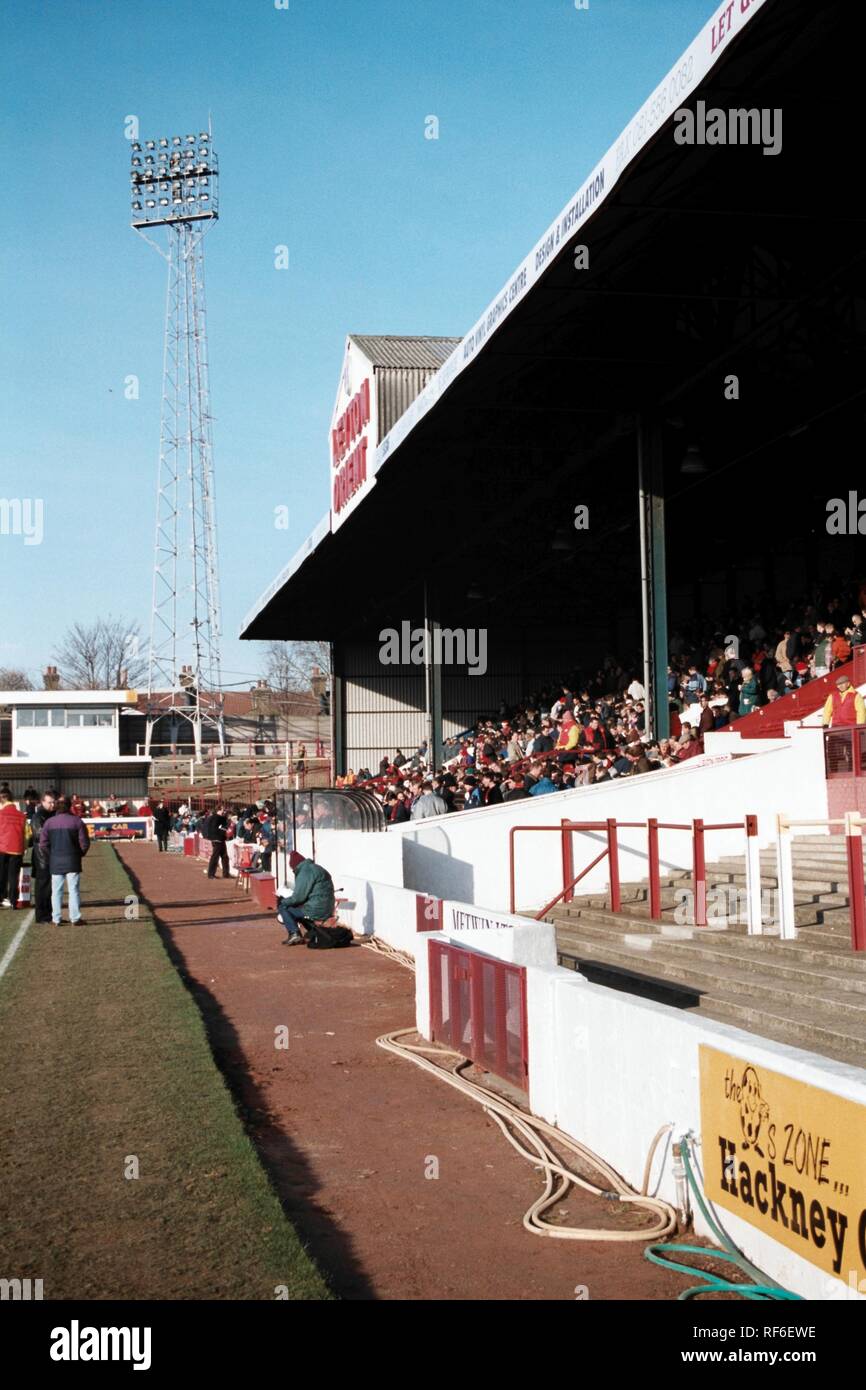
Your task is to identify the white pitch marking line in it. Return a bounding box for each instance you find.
[0,910,35,983]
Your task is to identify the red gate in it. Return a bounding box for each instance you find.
[428,940,529,1091]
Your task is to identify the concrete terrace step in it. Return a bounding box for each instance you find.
[698,995,866,1067]
[550,904,861,958]
[555,895,851,933]
[555,940,866,1066]
[554,925,866,1004]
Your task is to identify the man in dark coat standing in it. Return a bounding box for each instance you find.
[203,805,230,879]
[29,790,56,923]
[39,795,90,925]
[153,800,171,852]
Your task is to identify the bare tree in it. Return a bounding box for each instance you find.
[0,668,32,690]
[263,640,330,695]
[55,617,148,690]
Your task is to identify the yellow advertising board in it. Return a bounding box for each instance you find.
[699,1046,866,1284]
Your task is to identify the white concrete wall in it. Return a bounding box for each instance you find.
[525,966,866,1302]
[320,730,828,914]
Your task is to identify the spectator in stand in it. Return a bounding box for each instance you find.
[555,710,580,766]
[480,772,503,806]
[626,677,645,702]
[697,694,715,736]
[683,665,708,700]
[384,791,410,824]
[675,728,702,761]
[410,780,448,820]
[503,772,529,801]
[846,614,865,648]
[0,788,28,909]
[759,655,786,701]
[528,763,556,797]
[812,625,832,678]
[39,794,90,925]
[828,624,851,668]
[738,667,760,716]
[775,631,792,676]
[392,749,407,769]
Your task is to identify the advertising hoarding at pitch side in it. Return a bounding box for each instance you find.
[700,1045,866,1285]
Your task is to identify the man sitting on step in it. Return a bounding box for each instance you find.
[276,850,336,945]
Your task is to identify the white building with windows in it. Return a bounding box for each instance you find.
[0,690,151,800]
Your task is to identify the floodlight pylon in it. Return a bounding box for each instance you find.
[130,127,224,760]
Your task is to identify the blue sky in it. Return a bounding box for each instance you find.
[0,0,719,687]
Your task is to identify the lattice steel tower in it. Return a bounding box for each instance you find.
[130,127,225,759]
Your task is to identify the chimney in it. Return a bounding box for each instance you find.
[43,666,60,691]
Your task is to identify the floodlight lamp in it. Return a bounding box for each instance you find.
[200,193,209,202]
[159,197,169,206]
[131,141,141,152]
[145,139,155,150]
[132,156,141,166]
[146,199,156,208]
[132,200,142,210]
[172,136,181,146]
[199,131,208,140]
[159,137,168,147]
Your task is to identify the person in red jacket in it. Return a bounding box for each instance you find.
[0,788,27,908]
[822,674,866,727]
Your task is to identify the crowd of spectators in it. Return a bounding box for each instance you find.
[360,587,866,824]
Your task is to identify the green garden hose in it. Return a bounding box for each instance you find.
[644,1135,802,1300]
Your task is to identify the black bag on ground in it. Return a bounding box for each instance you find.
[304,921,353,949]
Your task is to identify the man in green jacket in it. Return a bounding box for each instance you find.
[277,850,335,945]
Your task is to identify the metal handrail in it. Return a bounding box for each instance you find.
[510,813,759,929]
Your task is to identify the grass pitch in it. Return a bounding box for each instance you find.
[0,843,330,1300]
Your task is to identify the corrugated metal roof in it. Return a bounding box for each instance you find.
[348,335,460,371]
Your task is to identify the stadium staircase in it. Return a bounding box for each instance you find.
[547,835,866,1066]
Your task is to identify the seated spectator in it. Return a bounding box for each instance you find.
[503,773,529,801]
[528,765,556,797]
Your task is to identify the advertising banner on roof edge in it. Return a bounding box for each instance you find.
[367,0,769,486]
[329,337,377,532]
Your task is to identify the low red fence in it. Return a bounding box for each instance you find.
[429,939,528,1091]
